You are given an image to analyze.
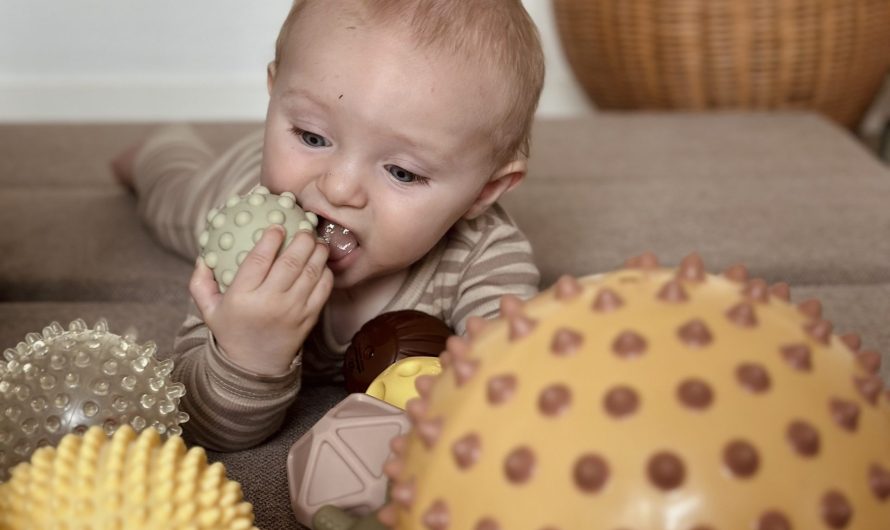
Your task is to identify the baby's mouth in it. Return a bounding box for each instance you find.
[316,217,358,262]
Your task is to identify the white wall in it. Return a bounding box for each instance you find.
[0,0,593,122]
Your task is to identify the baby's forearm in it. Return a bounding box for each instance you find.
[170,311,302,452]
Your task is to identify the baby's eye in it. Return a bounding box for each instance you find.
[385,165,423,184]
[292,127,330,148]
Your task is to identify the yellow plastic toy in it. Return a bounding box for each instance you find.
[377,253,890,530]
[0,426,258,530]
[365,356,441,410]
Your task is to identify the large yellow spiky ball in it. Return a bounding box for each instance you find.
[0,426,258,530]
[380,254,890,530]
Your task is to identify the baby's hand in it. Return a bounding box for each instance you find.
[189,225,333,375]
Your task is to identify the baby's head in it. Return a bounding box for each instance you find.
[261,0,544,289]
[272,0,544,164]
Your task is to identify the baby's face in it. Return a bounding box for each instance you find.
[261,6,513,290]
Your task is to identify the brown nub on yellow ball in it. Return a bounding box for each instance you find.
[378,253,890,530]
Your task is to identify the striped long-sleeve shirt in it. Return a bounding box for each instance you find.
[132,124,540,451]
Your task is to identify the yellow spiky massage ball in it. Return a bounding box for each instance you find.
[0,426,258,530]
[379,253,890,530]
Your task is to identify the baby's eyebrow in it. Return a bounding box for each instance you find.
[280,88,330,111]
[385,130,452,170]
[383,124,459,161]
[386,128,424,151]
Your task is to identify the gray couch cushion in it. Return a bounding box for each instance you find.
[2,113,889,530]
[0,188,192,303]
[510,112,890,286]
[0,123,259,187]
[5,114,889,292]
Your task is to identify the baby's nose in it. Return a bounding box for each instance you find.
[318,169,366,208]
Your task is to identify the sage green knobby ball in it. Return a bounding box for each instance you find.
[198,185,318,292]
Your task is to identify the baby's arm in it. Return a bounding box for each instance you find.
[112,124,263,262]
[189,225,332,375]
[170,305,305,451]
[450,206,541,334]
[174,225,332,451]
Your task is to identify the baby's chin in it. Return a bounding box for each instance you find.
[329,263,409,293]
[330,271,361,290]
[328,263,374,291]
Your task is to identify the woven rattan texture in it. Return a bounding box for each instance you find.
[554,0,890,127]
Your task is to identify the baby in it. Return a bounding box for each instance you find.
[113,0,545,451]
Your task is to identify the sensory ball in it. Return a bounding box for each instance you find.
[287,393,410,527]
[365,356,442,410]
[0,425,257,529]
[377,253,890,530]
[0,318,188,482]
[198,185,318,292]
[344,310,451,393]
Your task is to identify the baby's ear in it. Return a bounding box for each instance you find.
[267,62,277,95]
[463,158,527,220]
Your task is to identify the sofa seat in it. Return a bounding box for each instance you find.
[2,112,889,529]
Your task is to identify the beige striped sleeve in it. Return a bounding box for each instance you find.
[171,304,302,452]
[446,205,540,334]
[132,124,263,261]
[133,126,302,451]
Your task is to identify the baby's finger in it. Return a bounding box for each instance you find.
[189,256,223,320]
[305,265,334,314]
[264,229,317,292]
[286,239,330,299]
[229,225,285,292]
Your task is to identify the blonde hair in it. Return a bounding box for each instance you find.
[273,0,545,165]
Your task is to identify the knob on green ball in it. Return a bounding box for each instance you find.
[198,185,318,292]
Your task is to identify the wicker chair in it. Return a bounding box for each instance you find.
[553,0,890,128]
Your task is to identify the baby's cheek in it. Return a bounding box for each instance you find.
[259,148,305,195]
[257,173,283,194]
[260,177,302,201]
[389,228,439,263]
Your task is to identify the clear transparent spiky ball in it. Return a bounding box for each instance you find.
[0,318,189,482]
